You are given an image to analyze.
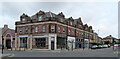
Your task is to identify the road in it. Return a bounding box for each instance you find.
[1,47,119,57]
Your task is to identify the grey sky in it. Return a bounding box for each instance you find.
[0,2,118,38]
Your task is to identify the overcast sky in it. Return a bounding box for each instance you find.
[0,1,118,38]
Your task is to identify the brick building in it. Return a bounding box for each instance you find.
[102,35,118,44]
[0,24,15,49]
[15,10,97,50]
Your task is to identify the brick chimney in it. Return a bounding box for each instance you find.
[110,35,112,37]
[4,24,8,29]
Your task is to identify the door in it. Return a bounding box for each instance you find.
[51,41,54,50]
[6,40,11,49]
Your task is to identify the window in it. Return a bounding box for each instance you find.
[58,26,60,32]
[70,21,72,25]
[35,27,38,32]
[77,32,78,35]
[35,38,46,48]
[51,25,54,32]
[39,16,42,21]
[25,27,28,34]
[43,26,46,32]
[69,29,71,35]
[61,18,63,22]
[22,18,25,23]
[63,28,65,33]
[19,27,22,34]
[72,31,74,35]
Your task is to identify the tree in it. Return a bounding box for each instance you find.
[104,41,109,44]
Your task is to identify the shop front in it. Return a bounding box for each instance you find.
[19,35,28,49]
[67,36,75,50]
[76,37,83,49]
[57,35,66,49]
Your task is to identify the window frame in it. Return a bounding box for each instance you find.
[43,26,46,32]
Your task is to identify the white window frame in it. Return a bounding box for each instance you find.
[69,29,71,35]
[19,27,22,34]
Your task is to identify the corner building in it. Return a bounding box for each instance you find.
[15,10,97,50]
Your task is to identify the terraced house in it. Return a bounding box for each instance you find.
[15,10,98,50]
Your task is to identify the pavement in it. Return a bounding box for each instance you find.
[1,47,118,57]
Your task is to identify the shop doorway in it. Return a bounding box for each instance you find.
[51,41,54,50]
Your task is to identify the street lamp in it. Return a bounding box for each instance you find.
[2,36,4,54]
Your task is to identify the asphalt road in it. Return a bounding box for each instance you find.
[1,47,119,57]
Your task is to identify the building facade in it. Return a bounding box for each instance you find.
[102,35,118,44]
[0,24,15,49]
[15,11,97,50]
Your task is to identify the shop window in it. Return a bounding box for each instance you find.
[20,37,27,48]
[51,25,54,32]
[35,38,46,48]
[43,26,46,32]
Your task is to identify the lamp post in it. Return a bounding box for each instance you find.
[2,36,4,54]
[113,38,114,50]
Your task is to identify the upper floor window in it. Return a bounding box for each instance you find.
[63,28,65,33]
[22,18,25,23]
[69,29,71,35]
[72,31,74,35]
[58,26,60,32]
[70,21,72,25]
[43,26,46,32]
[39,16,42,21]
[25,27,28,34]
[19,27,22,34]
[61,18,63,22]
[35,27,38,32]
[77,32,78,35]
[51,25,54,32]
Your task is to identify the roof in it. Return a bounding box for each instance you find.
[44,11,57,18]
[103,35,117,39]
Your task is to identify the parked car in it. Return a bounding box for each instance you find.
[102,45,108,48]
[91,45,98,49]
[114,44,118,47]
[108,44,111,47]
[97,45,103,49]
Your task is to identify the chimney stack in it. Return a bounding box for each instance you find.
[4,24,8,29]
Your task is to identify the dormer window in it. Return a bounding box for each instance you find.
[39,16,42,21]
[70,21,72,25]
[61,18,63,22]
[22,18,25,23]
